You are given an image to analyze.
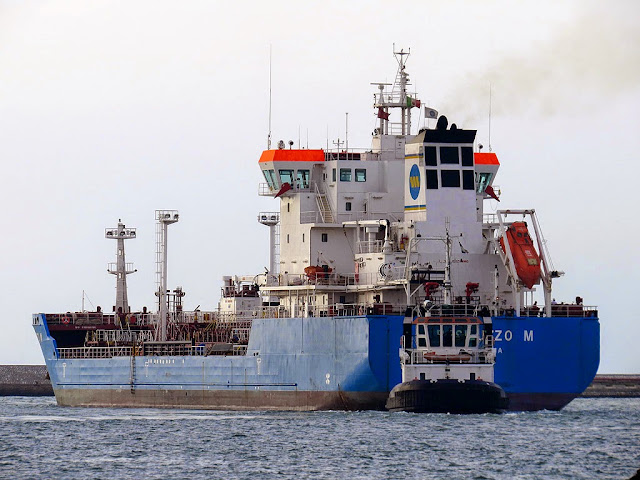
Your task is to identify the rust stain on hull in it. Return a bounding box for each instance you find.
[54,388,389,411]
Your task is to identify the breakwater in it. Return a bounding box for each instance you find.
[0,365,638,397]
[0,365,53,396]
[581,374,640,398]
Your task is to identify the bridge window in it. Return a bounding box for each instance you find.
[425,146,437,166]
[441,170,460,188]
[279,169,294,185]
[461,147,474,166]
[455,325,467,347]
[476,172,493,194]
[263,169,277,189]
[462,170,475,190]
[442,325,453,347]
[296,170,310,188]
[417,324,428,347]
[469,324,478,347]
[355,169,366,182]
[440,146,459,164]
[426,169,438,189]
[427,325,440,347]
[345,202,352,211]
[340,169,352,182]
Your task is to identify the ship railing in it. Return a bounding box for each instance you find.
[87,329,155,344]
[58,346,133,359]
[258,183,277,196]
[299,210,406,225]
[259,182,315,197]
[494,304,598,318]
[483,213,499,225]
[276,271,395,288]
[406,349,494,365]
[337,211,405,223]
[323,148,371,162]
[548,304,598,318]
[142,342,205,357]
[292,302,398,318]
[357,240,383,254]
[44,312,155,327]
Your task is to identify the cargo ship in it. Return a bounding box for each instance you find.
[32,49,599,411]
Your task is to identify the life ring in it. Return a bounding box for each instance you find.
[62,314,71,325]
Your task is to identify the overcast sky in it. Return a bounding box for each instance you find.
[0,0,638,373]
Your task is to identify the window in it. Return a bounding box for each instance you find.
[441,170,460,188]
[476,172,493,194]
[426,169,438,189]
[455,325,467,347]
[425,146,437,166]
[296,170,310,189]
[461,147,474,166]
[428,325,441,347]
[332,168,336,182]
[417,324,428,348]
[440,146,459,164]
[287,234,290,244]
[355,169,366,182]
[321,233,328,242]
[302,233,305,242]
[279,169,294,185]
[462,170,475,190]
[345,202,352,211]
[442,325,453,347]
[469,324,478,348]
[287,203,290,213]
[340,168,352,182]
[263,169,277,189]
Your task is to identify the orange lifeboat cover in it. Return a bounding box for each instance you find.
[499,222,541,289]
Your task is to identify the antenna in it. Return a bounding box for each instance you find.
[488,82,492,152]
[268,45,272,150]
[345,112,348,155]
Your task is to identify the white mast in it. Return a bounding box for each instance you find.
[105,220,137,317]
[155,210,179,341]
[371,46,414,137]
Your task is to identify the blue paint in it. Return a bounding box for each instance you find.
[34,312,600,405]
[409,164,420,200]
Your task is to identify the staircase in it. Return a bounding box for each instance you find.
[314,183,334,223]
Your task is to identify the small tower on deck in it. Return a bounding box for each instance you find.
[105,220,137,316]
[155,210,179,341]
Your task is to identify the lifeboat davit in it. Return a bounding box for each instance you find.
[499,221,541,289]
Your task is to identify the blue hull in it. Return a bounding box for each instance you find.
[33,313,599,411]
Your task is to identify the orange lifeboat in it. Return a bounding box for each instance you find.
[499,222,541,289]
[304,265,332,281]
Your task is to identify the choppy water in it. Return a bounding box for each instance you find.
[0,397,638,480]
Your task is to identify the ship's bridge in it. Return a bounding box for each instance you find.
[258,149,325,196]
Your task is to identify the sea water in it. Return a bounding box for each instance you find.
[0,396,638,480]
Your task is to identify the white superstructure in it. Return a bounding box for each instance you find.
[252,48,557,320]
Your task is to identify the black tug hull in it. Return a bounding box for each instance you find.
[386,379,509,414]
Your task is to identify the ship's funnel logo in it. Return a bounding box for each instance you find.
[409,164,421,200]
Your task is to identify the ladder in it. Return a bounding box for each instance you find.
[314,183,334,223]
[129,348,136,394]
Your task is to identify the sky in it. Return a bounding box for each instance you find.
[0,0,638,373]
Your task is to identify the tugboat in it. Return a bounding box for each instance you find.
[386,314,508,413]
[386,229,508,414]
